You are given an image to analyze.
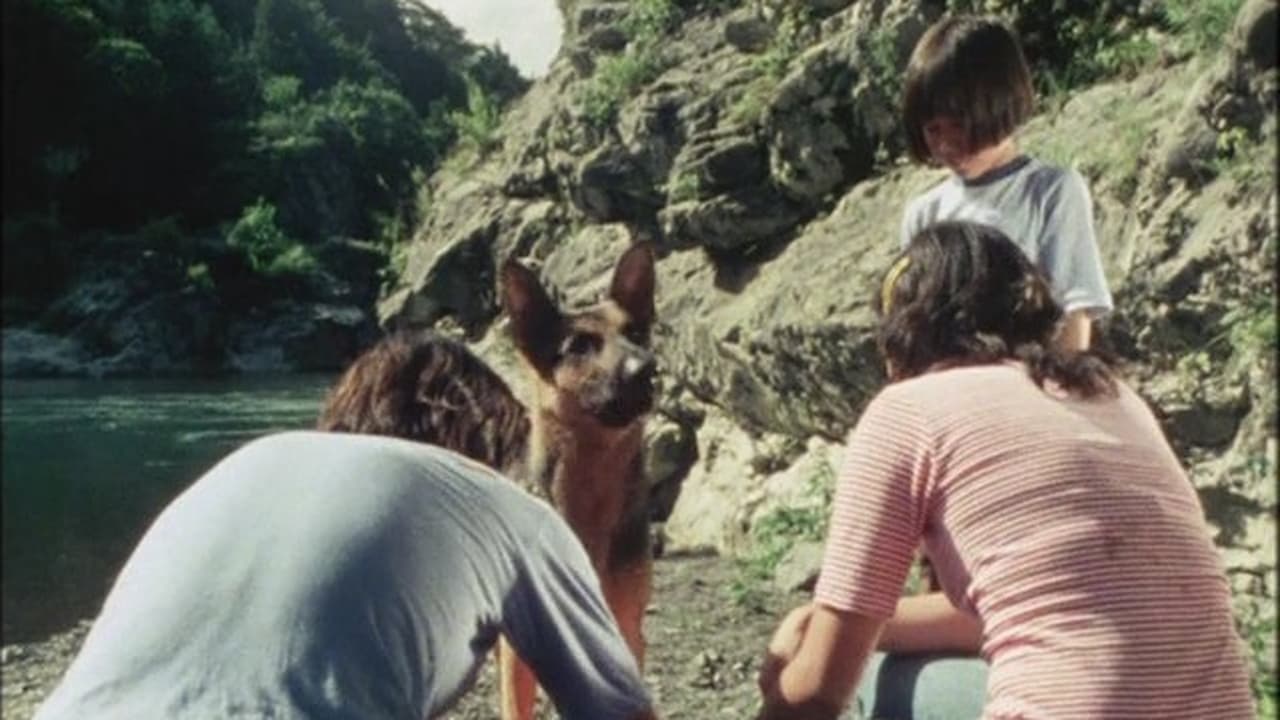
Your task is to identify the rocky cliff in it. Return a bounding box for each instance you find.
[379,0,1278,665]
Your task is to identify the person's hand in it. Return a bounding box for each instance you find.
[757,603,815,699]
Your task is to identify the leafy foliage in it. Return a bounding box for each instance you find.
[580,51,666,127]
[945,0,1245,96]
[577,0,678,128]
[449,76,505,158]
[1236,595,1279,717]
[226,199,316,278]
[1164,0,1248,56]
[3,0,526,311]
[730,460,834,609]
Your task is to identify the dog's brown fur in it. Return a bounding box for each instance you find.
[497,243,657,720]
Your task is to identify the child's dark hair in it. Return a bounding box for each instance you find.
[318,330,530,473]
[877,221,1116,398]
[902,15,1034,164]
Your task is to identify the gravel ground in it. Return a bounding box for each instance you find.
[2,553,800,720]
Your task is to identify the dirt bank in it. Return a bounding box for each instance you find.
[2,553,799,720]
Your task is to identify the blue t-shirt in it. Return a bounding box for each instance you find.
[35,431,650,720]
[901,156,1114,317]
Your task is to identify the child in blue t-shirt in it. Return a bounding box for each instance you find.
[898,15,1113,352]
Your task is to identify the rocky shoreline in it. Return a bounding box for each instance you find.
[1,553,800,720]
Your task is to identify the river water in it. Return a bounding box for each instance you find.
[1,375,336,643]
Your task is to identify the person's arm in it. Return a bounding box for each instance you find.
[757,603,885,720]
[756,388,935,719]
[877,591,982,654]
[502,506,657,720]
[1040,169,1112,334]
[1055,309,1092,352]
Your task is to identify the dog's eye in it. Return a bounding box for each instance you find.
[561,332,600,357]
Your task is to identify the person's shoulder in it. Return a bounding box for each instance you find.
[901,173,956,241]
[228,430,337,461]
[905,172,956,211]
[1021,157,1090,198]
[886,363,1031,406]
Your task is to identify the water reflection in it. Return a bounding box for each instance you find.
[1,375,334,643]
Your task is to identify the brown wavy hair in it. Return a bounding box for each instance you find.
[877,221,1116,398]
[317,330,530,474]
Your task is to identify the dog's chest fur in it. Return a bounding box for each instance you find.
[526,405,650,572]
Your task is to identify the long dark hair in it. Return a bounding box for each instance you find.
[878,221,1116,397]
[318,330,530,474]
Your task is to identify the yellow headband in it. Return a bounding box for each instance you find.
[881,256,911,312]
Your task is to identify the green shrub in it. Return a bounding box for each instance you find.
[728,81,771,125]
[577,0,678,128]
[1224,298,1278,356]
[729,5,814,125]
[666,169,702,203]
[226,198,318,278]
[1165,0,1247,55]
[448,76,504,157]
[262,243,319,277]
[621,0,680,40]
[1237,596,1279,717]
[730,460,835,609]
[185,262,214,291]
[946,0,1246,96]
[579,49,665,127]
[753,4,809,80]
[1207,118,1277,187]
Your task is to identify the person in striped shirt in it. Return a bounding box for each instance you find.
[755,221,1254,719]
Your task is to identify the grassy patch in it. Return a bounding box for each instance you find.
[1221,298,1278,357]
[727,4,812,126]
[730,459,834,609]
[580,51,666,127]
[1237,595,1279,717]
[1025,60,1194,198]
[1165,0,1248,56]
[577,0,680,128]
[666,168,702,203]
[1211,116,1279,189]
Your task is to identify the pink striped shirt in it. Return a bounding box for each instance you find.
[815,363,1254,719]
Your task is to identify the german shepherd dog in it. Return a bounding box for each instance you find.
[317,244,657,719]
[497,243,657,720]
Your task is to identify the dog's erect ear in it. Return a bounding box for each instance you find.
[501,259,562,375]
[609,243,655,331]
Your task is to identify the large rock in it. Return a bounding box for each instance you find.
[1234,0,1278,70]
[1,329,90,377]
[724,10,773,53]
[379,0,1277,630]
[29,268,227,377]
[227,302,374,373]
[570,143,663,222]
[663,409,765,555]
[656,186,807,251]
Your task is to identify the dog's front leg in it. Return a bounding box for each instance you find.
[602,561,653,668]
[498,636,538,720]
